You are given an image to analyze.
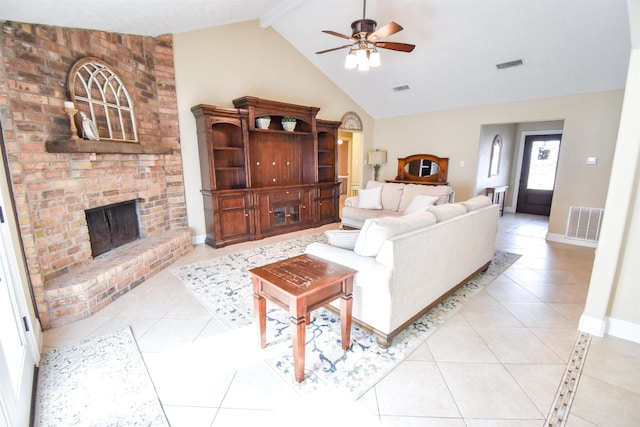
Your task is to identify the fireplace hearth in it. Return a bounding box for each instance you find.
[86,200,140,257]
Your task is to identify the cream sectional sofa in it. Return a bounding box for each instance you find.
[305,196,499,347]
[341,180,455,229]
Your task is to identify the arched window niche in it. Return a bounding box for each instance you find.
[68,57,138,143]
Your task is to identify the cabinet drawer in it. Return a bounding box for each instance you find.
[219,195,247,209]
[317,186,335,198]
[269,189,303,203]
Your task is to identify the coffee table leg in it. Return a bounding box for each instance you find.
[340,277,353,350]
[291,315,306,382]
[252,277,267,348]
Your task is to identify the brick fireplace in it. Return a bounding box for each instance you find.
[0,22,193,328]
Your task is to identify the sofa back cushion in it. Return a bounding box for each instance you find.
[366,180,404,211]
[398,184,453,212]
[354,211,437,257]
[428,203,467,222]
[403,194,439,214]
[460,195,492,212]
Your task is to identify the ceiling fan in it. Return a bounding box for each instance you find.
[315,0,415,70]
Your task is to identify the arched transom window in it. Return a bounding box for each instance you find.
[68,57,139,142]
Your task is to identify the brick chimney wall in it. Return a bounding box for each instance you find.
[0,22,190,328]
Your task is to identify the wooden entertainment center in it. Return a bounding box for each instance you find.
[192,97,341,247]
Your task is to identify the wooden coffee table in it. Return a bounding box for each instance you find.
[249,254,356,383]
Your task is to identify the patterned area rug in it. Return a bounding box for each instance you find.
[37,327,168,426]
[172,234,520,400]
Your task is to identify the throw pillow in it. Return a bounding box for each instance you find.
[403,194,439,214]
[428,203,467,222]
[461,195,492,212]
[366,180,404,211]
[354,211,437,257]
[357,186,383,209]
[325,229,360,250]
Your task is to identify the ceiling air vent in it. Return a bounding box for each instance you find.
[393,85,410,92]
[496,59,524,70]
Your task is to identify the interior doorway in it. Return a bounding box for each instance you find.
[338,130,363,197]
[0,122,40,427]
[516,134,562,216]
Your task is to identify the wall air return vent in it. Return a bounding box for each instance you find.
[496,59,524,70]
[392,85,410,92]
[565,206,604,243]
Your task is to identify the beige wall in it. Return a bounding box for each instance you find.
[173,21,373,241]
[373,91,623,235]
[476,123,517,197]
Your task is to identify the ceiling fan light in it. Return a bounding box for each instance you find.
[357,59,370,71]
[344,52,357,69]
[355,48,368,65]
[369,50,381,67]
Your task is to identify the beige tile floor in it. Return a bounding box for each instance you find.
[40,213,640,426]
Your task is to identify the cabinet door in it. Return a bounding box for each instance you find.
[213,192,252,246]
[257,188,312,234]
[315,183,339,224]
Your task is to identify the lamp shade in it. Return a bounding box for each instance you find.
[368,150,387,165]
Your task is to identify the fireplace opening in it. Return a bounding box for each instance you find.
[85,200,140,257]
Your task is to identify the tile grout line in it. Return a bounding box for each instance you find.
[544,331,592,426]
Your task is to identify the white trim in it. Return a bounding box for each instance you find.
[606,317,640,344]
[546,232,598,248]
[579,314,607,336]
[193,234,206,245]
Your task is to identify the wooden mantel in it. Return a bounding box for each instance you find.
[46,139,174,155]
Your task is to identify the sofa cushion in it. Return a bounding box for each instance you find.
[341,207,404,229]
[428,203,467,222]
[366,180,404,211]
[398,184,453,211]
[354,211,437,257]
[325,229,360,250]
[461,195,492,212]
[404,194,439,214]
[358,186,383,209]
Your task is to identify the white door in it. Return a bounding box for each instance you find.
[0,166,40,426]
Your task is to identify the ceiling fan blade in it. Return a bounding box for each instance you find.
[322,30,354,41]
[368,21,403,41]
[315,44,353,54]
[373,41,416,52]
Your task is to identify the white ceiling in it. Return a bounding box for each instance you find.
[0,0,631,119]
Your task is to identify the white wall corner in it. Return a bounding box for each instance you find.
[546,232,598,248]
[192,234,206,245]
[606,317,640,344]
[579,314,607,337]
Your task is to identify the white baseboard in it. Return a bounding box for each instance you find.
[606,317,640,344]
[579,314,640,344]
[579,314,607,336]
[193,234,206,245]
[546,232,598,248]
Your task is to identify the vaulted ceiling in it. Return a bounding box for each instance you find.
[0,0,631,119]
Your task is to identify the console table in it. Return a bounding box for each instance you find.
[486,185,508,216]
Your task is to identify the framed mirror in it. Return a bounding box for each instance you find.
[406,159,440,177]
[392,154,449,185]
[489,135,502,177]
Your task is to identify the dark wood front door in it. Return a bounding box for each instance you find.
[516,134,562,216]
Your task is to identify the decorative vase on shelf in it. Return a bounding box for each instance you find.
[256,116,271,129]
[281,117,296,132]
